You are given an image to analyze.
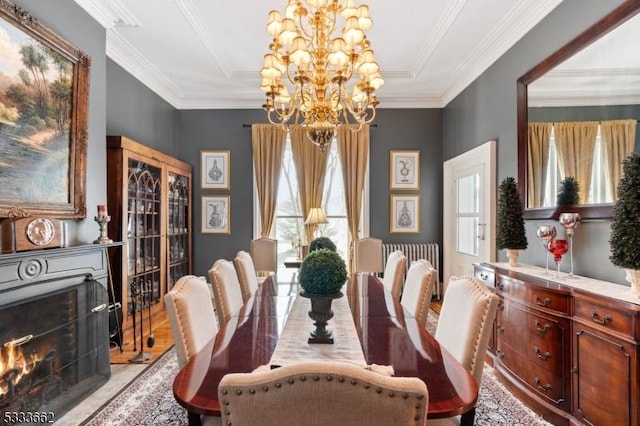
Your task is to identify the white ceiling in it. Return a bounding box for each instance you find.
[73,0,563,110]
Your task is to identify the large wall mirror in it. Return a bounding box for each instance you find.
[517,0,640,219]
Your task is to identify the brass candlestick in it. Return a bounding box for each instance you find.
[94,216,113,244]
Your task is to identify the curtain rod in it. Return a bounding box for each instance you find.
[242,123,377,128]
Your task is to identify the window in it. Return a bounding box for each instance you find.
[263,139,349,263]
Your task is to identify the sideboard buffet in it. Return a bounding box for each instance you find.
[474,262,640,426]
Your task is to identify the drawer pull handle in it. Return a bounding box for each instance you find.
[479,273,489,281]
[590,310,612,325]
[533,377,552,392]
[496,281,504,291]
[534,295,550,307]
[496,350,504,359]
[534,319,551,333]
[91,303,108,313]
[533,346,551,360]
[497,325,505,334]
[498,302,505,312]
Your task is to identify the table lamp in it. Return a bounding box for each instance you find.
[305,207,328,239]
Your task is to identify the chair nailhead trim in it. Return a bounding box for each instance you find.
[326,375,332,381]
[376,388,382,394]
[416,394,424,400]
[300,375,307,381]
[363,383,370,389]
[388,391,395,397]
[275,382,282,388]
[288,378,295,384]
[262,386,269,392]
[402,393,409,399]
[313,375,320,381]
[249,389,256,394]
[221,389,228,395]
[235,389,242,395]
[351,379,358,385]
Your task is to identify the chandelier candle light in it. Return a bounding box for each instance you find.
[261,0,383,151]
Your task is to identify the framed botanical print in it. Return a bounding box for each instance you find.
[390,150,420,190]
[202,195,230,234]
[0,1,90,219]
[390,194,420,234]
[201,150,230,190]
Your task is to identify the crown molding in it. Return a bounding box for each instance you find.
[73,0,139,28]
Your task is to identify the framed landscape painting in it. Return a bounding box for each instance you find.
[390,194,420,234]
[0,1,90,219]
[202,195,230,234]
[390,150,420,190]
[201,150,230,190]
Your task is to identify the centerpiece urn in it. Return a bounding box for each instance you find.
[299,243,347,344]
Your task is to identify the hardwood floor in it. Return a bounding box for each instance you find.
[109,308,174,364]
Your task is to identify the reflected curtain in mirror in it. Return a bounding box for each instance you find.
[527,122,552,208]
[601,119,637,199]
[337,124,369,272]
[252,124,286,237]
[291,126,330,243]
[554,121,598,205]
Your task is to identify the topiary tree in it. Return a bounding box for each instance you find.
[557,176,580,206]
[299,249,347,295]
[309,236,337,253]
[497,177,528,251]
[610,153,640,270]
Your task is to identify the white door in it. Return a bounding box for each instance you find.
[443,140,496,294]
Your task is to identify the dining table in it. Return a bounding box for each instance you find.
[172,273,479,425]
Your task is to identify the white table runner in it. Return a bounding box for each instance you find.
[269,294,367,367]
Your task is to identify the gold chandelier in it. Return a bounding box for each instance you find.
[260,0,383,151]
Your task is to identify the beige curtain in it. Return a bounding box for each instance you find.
[527,122,552,208]
[554,121,598,204]
[600,119,637,200]
[291,126,330,243]
[337,124,369,272]
[252,124,286,237]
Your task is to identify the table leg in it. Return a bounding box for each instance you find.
[187,412,202,426]
[460,406,475,426]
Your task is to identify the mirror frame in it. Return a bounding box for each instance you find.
[517,0,640,220]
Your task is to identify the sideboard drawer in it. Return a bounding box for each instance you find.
[497,274,570,315]
[574,297,637,340]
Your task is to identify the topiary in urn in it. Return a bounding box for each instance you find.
[309,236,337,253]
[610,153,640,297]
[497,176,528,267]
[299,248,347,344]
[299,248,347,295]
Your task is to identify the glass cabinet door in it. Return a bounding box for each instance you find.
[167,171,190,292]
[126,160,162,315]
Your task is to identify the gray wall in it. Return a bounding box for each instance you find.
[106,59,177,156]
[175,109,444,277]
[16,0,107,244]
[444,0,628,284]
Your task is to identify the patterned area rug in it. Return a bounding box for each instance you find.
[84,310,551,425]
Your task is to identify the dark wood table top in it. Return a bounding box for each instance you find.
[172,274,478,420]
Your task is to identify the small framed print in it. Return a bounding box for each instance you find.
[202,195,230,234]
[390,194,420,234]
[201,150,230,189]
[390,150,420,190]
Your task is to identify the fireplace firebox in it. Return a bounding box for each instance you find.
[0,245,111,423]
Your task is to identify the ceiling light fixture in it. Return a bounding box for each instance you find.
[260,0,383,151]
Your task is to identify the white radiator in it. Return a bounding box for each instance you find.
[381,242,441,299]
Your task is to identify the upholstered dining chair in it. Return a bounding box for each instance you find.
[250,237,278,275]
[218,361,429,426]
[401,259,438,327]
[233,250,260,302]
[208,259,245,327]
[431,275,499,425]
[355,237,383,274]
[382,250,407,301]
[164,275,222,426]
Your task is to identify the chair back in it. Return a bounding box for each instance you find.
[250,238,278,273]
[208,259,245,327]
[401,260,437,327]
[218,362,428,426]
[435,275,499,383]
[233,250,260,302]
[382,250,407,301]
[164,275,219,368]
[355,237,383,274]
